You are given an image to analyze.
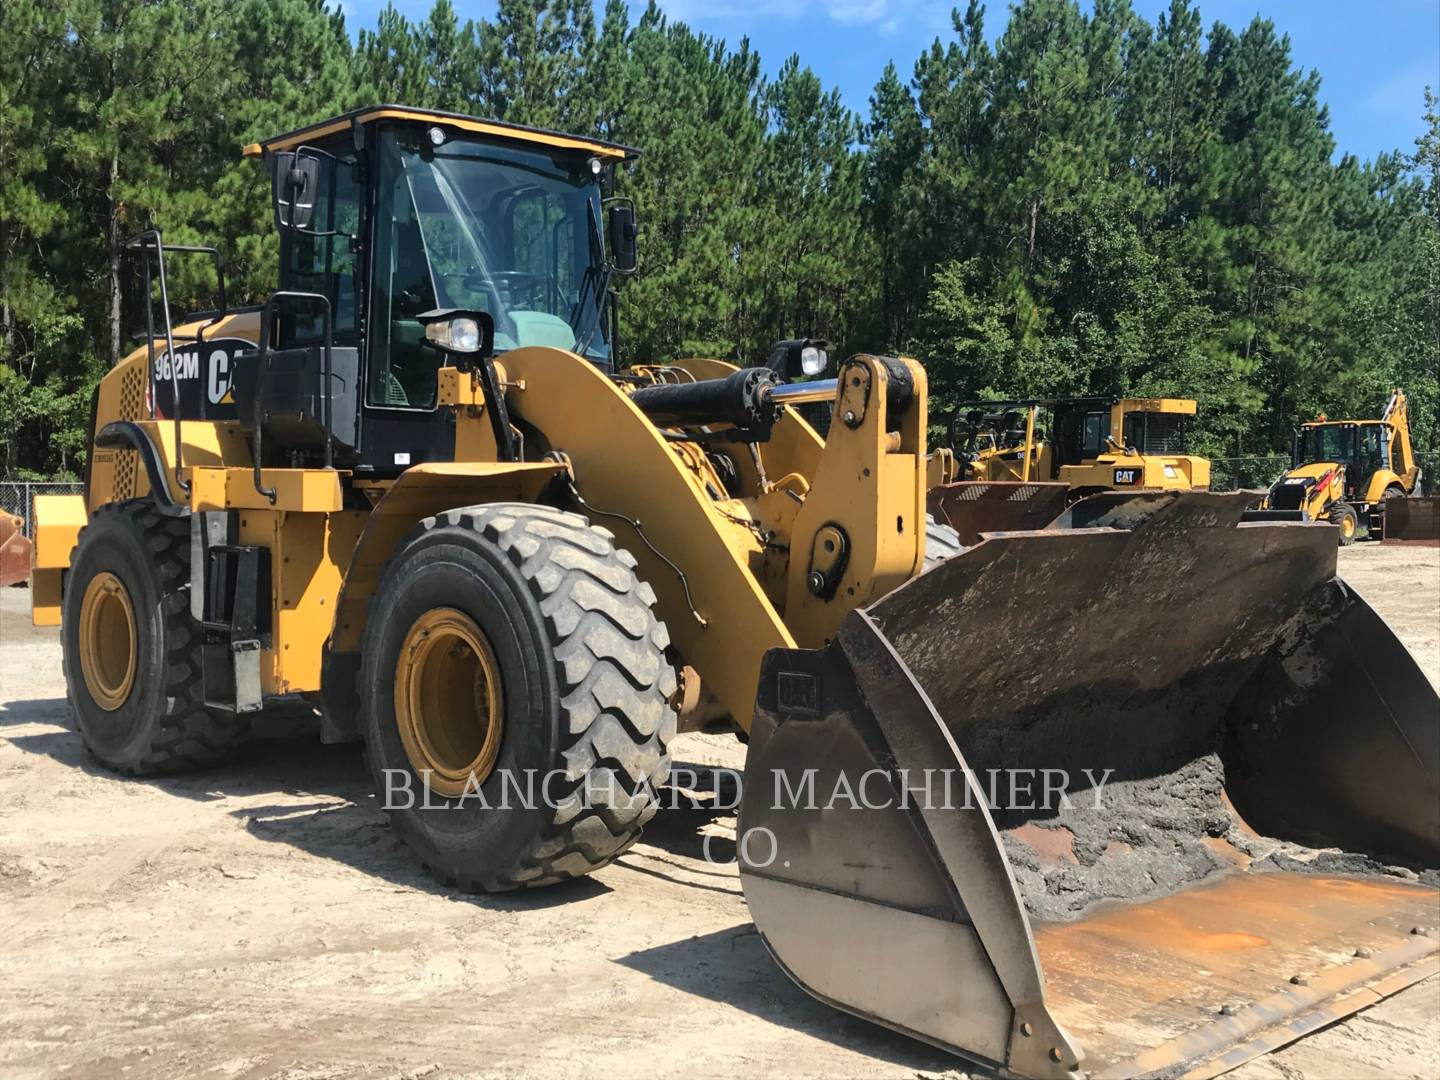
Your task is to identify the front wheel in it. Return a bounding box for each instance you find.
[359,503,678,892]
[1328,502,1358,546]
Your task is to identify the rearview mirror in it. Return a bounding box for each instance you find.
[271,150,323,232]
[607,203,637,274]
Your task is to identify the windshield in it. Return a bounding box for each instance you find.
[1296,423,1388,481]
[368,128,610,409]
[1296,425,1356,465]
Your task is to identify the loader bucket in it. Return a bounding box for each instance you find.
[0,510,31,588]
[739,491,1439,1078]
[1383,495,1440,543]
[928,481,1071,546]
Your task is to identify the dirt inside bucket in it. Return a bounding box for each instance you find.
[1000,753,1440,923]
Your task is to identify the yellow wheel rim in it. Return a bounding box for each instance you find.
[78,571,137,712]
[1342,514,1355,539]
[394,608,505,798]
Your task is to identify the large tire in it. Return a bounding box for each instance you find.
[359,503,678,892]
[1328,502,1359,546]
[923,513,965,570]
[62,500,248,773]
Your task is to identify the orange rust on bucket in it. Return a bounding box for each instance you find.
[1034,871,1440,1073]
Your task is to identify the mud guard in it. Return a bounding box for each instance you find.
[739,491,1439,1077]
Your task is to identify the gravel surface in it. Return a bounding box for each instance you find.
[0,542,1435,1079]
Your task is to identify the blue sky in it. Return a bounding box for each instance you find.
[342,0,1439,162]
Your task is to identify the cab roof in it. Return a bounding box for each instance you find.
[242,105,638,162]
[1115,397,1196,415]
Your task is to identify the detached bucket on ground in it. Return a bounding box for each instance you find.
[1384,496,1440,544]
[739,491,1440,1079]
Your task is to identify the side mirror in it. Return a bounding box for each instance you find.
[607,203,638,274]
[271,150,323,232]
[766,338,829,381]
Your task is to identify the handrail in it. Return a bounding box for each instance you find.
[124,231,230,500]
[246,291,335,504]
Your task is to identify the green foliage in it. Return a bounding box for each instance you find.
[0,0,1435,479]
[882,0,1436,455]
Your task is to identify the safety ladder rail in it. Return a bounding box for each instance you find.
[244,290,335,504]
[125,230,229,499]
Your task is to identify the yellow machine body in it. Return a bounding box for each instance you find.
[1249,390,1421,540]
[44,313,925,726]
[958,396,1210,495]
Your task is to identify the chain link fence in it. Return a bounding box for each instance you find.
[1207,456,1290,492]
[0,481,85,538]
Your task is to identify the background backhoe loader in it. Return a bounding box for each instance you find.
[30,107,1439,1078]
[1243,389,1425,543]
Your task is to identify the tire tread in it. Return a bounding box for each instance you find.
[66,501,247,774]
[370,502,677,892]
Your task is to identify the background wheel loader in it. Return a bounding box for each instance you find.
[29,106,1440,1078]
[1243,389,1425,543]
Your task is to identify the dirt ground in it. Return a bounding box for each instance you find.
[1,543,1437,1080]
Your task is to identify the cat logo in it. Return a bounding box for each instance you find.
[1113,467,1142,485]
[152,337,251,419]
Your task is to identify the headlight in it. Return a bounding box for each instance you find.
[425,316,482,353]
[800,345,828,376]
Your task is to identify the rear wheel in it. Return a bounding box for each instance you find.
[359,503,678,891]
[1328,502,1358,546]
[62,500,248,773]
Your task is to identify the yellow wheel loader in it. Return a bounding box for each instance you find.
[30,107,1440,1078]
[1243,390,1422,543]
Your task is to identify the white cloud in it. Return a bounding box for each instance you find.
[829,0,887,25]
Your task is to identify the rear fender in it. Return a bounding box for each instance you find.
[29,493,87,626]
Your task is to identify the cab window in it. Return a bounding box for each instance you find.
[365,128,611,411]
[1080,412,1108,457]
[279,149,362,344]
[367,153,440,408]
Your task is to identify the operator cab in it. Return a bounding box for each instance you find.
[1294,422,1390,498]
[237,106,639,478]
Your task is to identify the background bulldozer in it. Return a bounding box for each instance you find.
[1244,389,1425,543]
[947,396,1211,495]
[31,107,1440,1078]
